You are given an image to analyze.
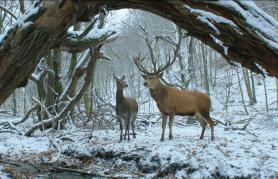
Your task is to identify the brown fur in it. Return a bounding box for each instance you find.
[114,75,138,141]
[143,74,214,141]
[151,85,210,116]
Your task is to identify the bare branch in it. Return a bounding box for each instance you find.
[14,104,39,125]
[0,4,17,20]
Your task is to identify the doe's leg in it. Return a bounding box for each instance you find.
[161,114,167,141]
[127,123,130,141]
[119,118,123,142]
[126,118,131,141]
[131,115,137,138]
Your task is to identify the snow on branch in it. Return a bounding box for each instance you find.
[0,5,42,45]
[183,5,241,36]
[60,19,118,53]
[208,1,278,51]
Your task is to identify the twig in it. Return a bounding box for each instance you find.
[7,121,23,135]
[0,5,17,20]
[94,89,115,110]
[0,130,16,133]
[14,104,39,125]
[52,166,117,178]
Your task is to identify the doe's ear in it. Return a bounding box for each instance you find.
[159,72,164,78]
[121,75,125,80]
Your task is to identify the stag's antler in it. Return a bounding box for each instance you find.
[134,52,177,75]
[134,53,153,75]
[133,21,182,76]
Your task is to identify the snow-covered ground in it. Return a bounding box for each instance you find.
[1,66,278,178]
[0,109,278,178]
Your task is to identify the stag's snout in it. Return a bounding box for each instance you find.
[143,82,148,87]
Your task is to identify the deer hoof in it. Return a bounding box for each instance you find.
[160,138,164,141]
[169,135,173,140]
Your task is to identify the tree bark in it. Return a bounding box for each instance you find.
[1,0,278,103]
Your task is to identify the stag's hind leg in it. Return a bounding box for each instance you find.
[161,114,167,141]
[194,113,207,140]
[205,117,214,141]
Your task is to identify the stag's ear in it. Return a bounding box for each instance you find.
[159,72,164,78]
[142,74,148,79]
[121,75,125,80]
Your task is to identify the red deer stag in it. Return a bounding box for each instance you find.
[114,74,138,141]
[134,55,215,141]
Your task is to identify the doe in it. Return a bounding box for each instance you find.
[114,74,138,141]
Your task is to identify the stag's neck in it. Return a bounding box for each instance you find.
[150,83,167,102]
[116,88,125,104]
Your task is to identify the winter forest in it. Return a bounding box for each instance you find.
[0,0,278,178]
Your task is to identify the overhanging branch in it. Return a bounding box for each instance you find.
[60,29,117,53]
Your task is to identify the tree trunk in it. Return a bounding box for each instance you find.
[263,77,269,112]
[236,69,249,115]
[276,79,278,110]
[201,43,210,94]
[250,71,257,103]
[19,0,25,14]
[12,92,17,116]
[188,37,197,87]
[242,68,254,105]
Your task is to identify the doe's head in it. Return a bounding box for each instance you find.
[114,74,128,90]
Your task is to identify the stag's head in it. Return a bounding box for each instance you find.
[134,53,176,90]
[141,73,163,89]
[114,74,128,90]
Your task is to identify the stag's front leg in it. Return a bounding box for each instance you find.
[169,114,174,140]
[161,114,167,141]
